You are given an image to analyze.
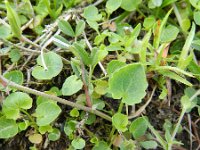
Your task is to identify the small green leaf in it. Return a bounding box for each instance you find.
[9,49,21,63]
[58,20,75,37]
[61,75,83,96]
[53,35,71,49]
[18,120,29,131]
[70,108,79,117]
[140,141,158,149]
[35,101,61,126]
[39,125,53,134]
[121,0,142,11]
[5,0,22,38]
[161,25,179,43]
[107,60,126,75]
[92,99,105,110]
[112,113,128,132]
[64,120,77,137]
[106,0,122,14]
[48,128,60,141]
[75,20,85,37]
[158,70,192,86]
[2,92,32,120]
[92,141,111,150]
[71,43,91,65]
[143,16,156,30]
[86,20,99,33]
[71,137,85,149]
[0,117,18,139]
[28,133,43,144]
[83,5,102,21]
[0,25,11,39]
[109,63,148,105]
[129,117,148,139]
[120,139,136,150]
[194,11,200,25]
[81,112,96,125]
[94,80,108,95]
[32,52,63,80]
[4,70,24,85]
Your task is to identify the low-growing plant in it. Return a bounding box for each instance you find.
[0,0,200,149]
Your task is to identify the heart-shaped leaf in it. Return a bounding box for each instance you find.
[121,0,142,11]
[35,101,61,126]
[2,92,32,120]
[109,63,148,105]
[106,0,122,14]
[32,52,63,80]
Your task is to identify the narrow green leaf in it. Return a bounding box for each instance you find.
[58,20,75,37]
[5,0,21,38]
[178,23,196,69]
[72,43,91,65]
[153,8,173,49]
[75,20,85,37]
[158,70,193,86]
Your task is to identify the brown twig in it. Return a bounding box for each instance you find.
[81,61,92,107]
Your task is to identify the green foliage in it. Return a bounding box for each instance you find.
[5,0,21,38]
[32,52,63,80]
[129,117,148,139]
[1,0,200,149]
[71,137,86,149]
[62,75,83,96]
[112,113,128,132]
[109,64,148,105]
[2,92,32,120]
[0,117,18,139]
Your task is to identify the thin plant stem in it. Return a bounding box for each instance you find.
[0,75,112,122]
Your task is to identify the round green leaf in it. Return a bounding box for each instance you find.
[112,113,128,132]
[0,25,11,39]
[83,5,102,21]
[0,117,18,139]
[71,137,85,149]
[106,0,122,14]
[32,52,63,80]
[4,70,23,85]
[109,63,148,105]
[48,128,61,141]
[70,108,79,117]
[129,117,148,139]
[121,0,142,11]
[9,49,21,63]
[61,75,83,96]
[143,16,156,30]
[35,101,61,126]
[2,92,33,120]
[161,25,179,43]
[28,133,43,144]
